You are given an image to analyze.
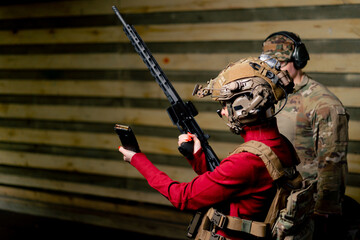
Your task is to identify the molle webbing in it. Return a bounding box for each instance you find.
[208,208,268,238]
[231,140,286,181]
[195,208,268,239]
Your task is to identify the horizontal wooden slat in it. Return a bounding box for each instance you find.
[345,186,360,203]
[0,26,127,45]
[0,187,189,239]
[0,127,239,158]
[1,70,359,88]
[0,185,191,224]
[0,53,360,73]
[1,0,359,19]
[74,18,360,41]
[0,53,238,70]
[0,127,178,154]
[1,147,359,175]
[0,103,227,131]
[1,80,359,107]
[1,19,360,45]
[0,141,190,168]
[0,149,197,181]
[0,202,185,240]
[2,7,359,33]
[0,171,170,206]
[349,121,360,142]
[0,79,199,101]
[1,40,360,55]
[348,153,360,174]
[327,87,360,107]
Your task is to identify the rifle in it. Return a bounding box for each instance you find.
[112,6,220,172]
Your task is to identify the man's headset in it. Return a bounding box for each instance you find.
[264,31,310,70]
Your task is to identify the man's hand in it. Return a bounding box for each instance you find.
[118,146,136,163]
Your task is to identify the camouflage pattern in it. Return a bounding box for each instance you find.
[275,74,349,215]
[262,35,295,61]
[274,215,314,240]
[272,179,317,240]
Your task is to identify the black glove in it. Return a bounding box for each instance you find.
[178,140,194,160]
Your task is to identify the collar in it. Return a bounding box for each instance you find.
[240,118,281,142]
[293,74,310,93]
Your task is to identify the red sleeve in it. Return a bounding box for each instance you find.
[186,148,208,175]
[131,152,259,211]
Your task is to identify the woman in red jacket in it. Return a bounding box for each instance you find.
[119,56,297,239]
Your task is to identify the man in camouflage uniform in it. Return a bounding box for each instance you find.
[262,31,349,239]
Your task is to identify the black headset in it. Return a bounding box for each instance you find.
[264,31,310,70]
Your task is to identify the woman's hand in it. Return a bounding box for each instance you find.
[118,146,136,163]
[178,133,202,154]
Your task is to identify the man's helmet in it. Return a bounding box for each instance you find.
[193,55,294,134]
[262,31,310,69]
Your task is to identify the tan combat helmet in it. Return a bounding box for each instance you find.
[193,55,294,134]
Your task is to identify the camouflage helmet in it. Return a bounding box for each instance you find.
[262,31,310,69]
[193,55,294,133]
[262,34,295,62]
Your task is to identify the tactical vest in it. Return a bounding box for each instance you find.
[189,140,317,240]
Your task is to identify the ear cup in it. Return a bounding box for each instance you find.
[232,95,250,119]
[292,42,309,69]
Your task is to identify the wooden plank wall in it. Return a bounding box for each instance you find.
[0,0,359,238]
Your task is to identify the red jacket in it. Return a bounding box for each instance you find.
[130,119,296,238]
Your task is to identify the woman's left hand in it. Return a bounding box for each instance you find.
[118,146,136,163]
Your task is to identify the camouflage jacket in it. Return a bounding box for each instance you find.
[275,74,349,215]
